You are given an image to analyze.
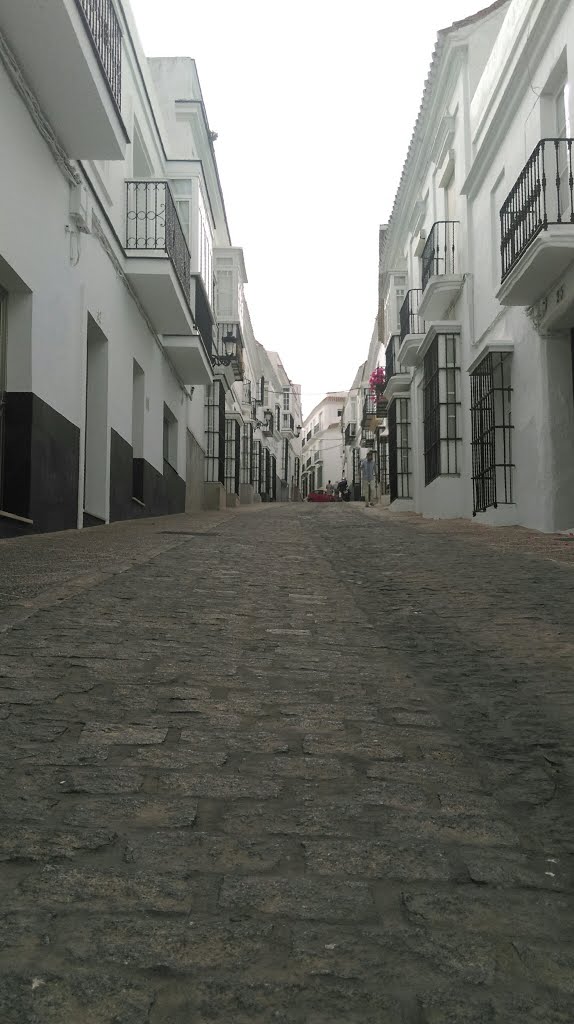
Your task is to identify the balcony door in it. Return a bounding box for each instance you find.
[0,287,6,510]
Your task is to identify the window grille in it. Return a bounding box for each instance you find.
[275,405,281,433]
[423,333,461,485]
[241,422,254,486]
[471,351,514,514]
[389,398,411,500]
[271,455,277,500]
[294,457,300,487]
[377,433,390,495]
[281,438,289,481]
[225,418,241,495]
[205,381,225,484]
[253,439,262,494]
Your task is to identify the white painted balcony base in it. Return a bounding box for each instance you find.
[497,225,574,307]
[1,0,127,159]
[383,373,411,404]
[419,274,464,321]
[162,336,212,386]
[398,333,426,368]
[125,255,195,336]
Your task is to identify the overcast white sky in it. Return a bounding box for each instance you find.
[130,0,485,415]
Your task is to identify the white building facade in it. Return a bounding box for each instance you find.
[301,394,346,497]
[376,1,503,521]
[0,0,300,537]
[377,0,574,533]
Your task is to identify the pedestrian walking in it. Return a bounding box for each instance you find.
[361,451,377,506]
[337,476,348,501]
[326,480,333,497]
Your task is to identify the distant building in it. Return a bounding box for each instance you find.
[300,393,346,497]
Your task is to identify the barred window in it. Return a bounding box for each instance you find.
[389,398,411,500]
[205,382,225,484]
[241,422,254,486]
[225,418,241,495]
[471,351,513,514]
[423,333,461,486]
[377,433,390,495]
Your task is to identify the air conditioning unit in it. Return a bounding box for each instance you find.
[69,183,92,234]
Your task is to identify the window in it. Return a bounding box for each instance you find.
[162,403,178,469]
[275,404,281,433]
[198,189,213,300]
[423,333,461,485]
[471,351,514,514]
[216,269,234,319]
[337,408,343,417]
[225,418,241,495]
[205,382,225,484]
[389,398,411,500]
[283,388,290,410]
[317,465,323,489]
[283,413,290,429]
[378,433,389,496]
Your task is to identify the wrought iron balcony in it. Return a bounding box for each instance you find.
[421,221,459,292]
[361,389,375,428]
[399,289,426,343]
[76,0,122,111]
[385,335,407,381]
[362,429,375,449]
[125,181,191,304]
[500,138,574,284]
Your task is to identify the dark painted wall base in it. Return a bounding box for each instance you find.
[2,392,79,534]
[0,402,187,539]
[109,429,185,522]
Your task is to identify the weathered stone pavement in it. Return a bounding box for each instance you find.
[1,503,574,1023]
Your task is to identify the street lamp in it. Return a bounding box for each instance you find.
[212,330,238,366]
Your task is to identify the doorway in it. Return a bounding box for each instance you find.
[132,360,145,502]
[0,287,6,510]
[83,315,109,524]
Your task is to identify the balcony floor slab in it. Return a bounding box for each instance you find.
[497,226,574,307]
[419,275,464,321]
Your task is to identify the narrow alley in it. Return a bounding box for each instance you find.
[1,504,573,1023]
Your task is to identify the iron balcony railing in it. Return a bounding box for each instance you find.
[385,334,406,381]
[500,138,574,281]
[362,385,376,417]
[76,0,122,111]
[421,221,459,292]
[399,289,426,343]
[125,180,191,301]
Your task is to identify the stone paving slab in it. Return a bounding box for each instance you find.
[0,503,574,1021]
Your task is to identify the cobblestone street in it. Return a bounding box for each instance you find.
[1,503,574,1023]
